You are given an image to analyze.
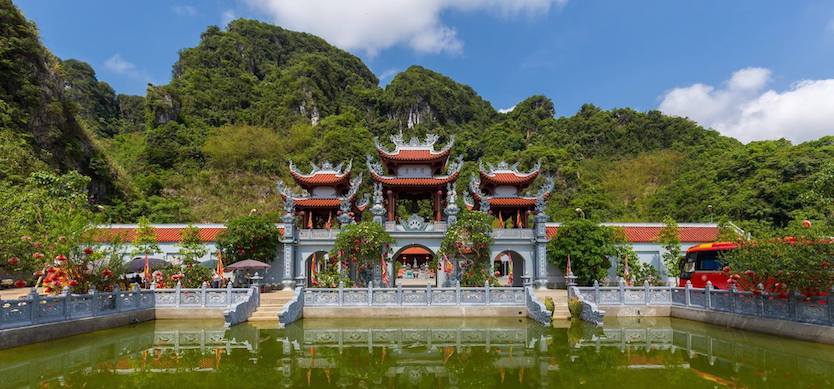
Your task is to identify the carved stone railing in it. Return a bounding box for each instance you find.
[525,287,551,325]
[304,282,525,307]
[278,287,304,326]
[574,279,834,326]
[492,228,534,239]
[569,285,605,326]
[223,286,260,327]
[0,285,154,330]
[152,283,253,308]
[297,228,340,240]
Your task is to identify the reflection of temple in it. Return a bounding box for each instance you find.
[278,160,367,229]
[368,132,462,223]
[467,161,553,228]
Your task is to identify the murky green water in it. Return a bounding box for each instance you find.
[1,317,833,388]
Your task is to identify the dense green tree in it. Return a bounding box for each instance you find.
[216,215,281,264]
[547,219,622,285]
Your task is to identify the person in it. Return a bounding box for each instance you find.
[211,272,221,288]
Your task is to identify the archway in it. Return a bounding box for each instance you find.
[493,251,524,287]
[305,251,329,287]
[392,245,437,287]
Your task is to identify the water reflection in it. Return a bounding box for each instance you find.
[1,317,834,388]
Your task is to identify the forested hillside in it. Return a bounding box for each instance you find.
[2,1,832,234]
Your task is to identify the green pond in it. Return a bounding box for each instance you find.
[1,317,834,388]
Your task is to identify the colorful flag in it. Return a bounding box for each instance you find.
[307,212,313,229]
[310,253,318,286]
[517,209,522,228]
[143,254,151,285]
[443,254,453,273]
[381,252,390,287]
[325,212,332,231]
[216,250,224,277]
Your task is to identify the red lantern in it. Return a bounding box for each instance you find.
[55,254,67,262]
[7,256,19,266]
[13,279,26,288]
[83,247,94,255]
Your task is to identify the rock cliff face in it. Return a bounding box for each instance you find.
[0,0,123,202]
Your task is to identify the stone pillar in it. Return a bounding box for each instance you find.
[435,190,443,221]
[371,183,386,225]
[281,213,297,289]
[533,211,549,289]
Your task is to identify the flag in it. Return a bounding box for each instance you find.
[143,254,151,285]
[443,254,453,273]
[508,255,513,284]
[307,212,313,229]
[498,212,504,228]
[216,250,225,278]
[381,251,390,287]
[517,209,522,228]
[325,212,332,231]
[310,253,318,286]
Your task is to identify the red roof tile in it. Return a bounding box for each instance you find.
[377,148,451,163]
[293,198,343,208]
[290,171,351,189]
[400,246,432,255]
[545,226,719,243]
[369,170,459,187]
[487,197,538,207]
[93,226,284,243]
[480,171,539,187]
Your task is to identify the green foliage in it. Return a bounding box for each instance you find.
[216,215,281,264]
[568,297,583,318]
[723,219,834,297]
[439,211,496,286]
[615,246,664,286]
[331,221,394,266]
[131,217,160,257]
[161,262,213,288]
[658,216,681,277]
[548,219,622,285]
[178,224,207,264]
[543,296,555,313]
[203,125,283,172]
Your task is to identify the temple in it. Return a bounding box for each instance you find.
[466,161,553,228]
[367,132,462,225]
[277,161,367,229]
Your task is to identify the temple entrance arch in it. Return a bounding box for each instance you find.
[392,244,437,287]
[493,251,524,287]
[305,251,329,286]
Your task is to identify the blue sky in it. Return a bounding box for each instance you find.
[15,0,834,142]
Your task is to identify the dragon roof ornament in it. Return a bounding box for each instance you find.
[479,159,541,176]
[374,131,455,153]
[289,159,351,177]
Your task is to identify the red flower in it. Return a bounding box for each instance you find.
[33,270,43,278]
[744,270,755,277]
[32,252,44,259]
[102,268,113,278]
[55,254,67,262]
[83,247,94,255]
[14,279,26,288]
[802,219,812,229]
[44,287,53,294]
[46,266,57,273]
[32,241,42,249]
[68,279,78,287]
[7,256,19,266]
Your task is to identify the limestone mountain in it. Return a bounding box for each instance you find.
[0,0,123,202]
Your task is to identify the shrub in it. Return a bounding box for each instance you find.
[548,219,622,285]
[439,210,496,286]
[543,296,555,313]
[568,297,583,318]
[217,215,282,264]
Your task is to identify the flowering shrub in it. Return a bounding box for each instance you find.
[330,221,393,286]
[160,262,213,288]
[439,210,497,286]
[723,220,834,299]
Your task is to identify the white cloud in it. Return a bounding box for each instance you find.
[658,67,834,143]
[104,54,136,74]
[498,105,516,113]
[242,0,566,56]
[222,9,237,27]
[377,68,400,84]
[172,5,197,16]
[103,54,152,82]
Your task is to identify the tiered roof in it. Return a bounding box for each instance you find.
[368,132,460,189]
[466,160,552,211]
[374,132,454,172]
[478,161,540,189]
[288,160,352,192]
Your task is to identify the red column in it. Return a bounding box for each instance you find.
[387,190,395,222]
[435,190,443,221]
